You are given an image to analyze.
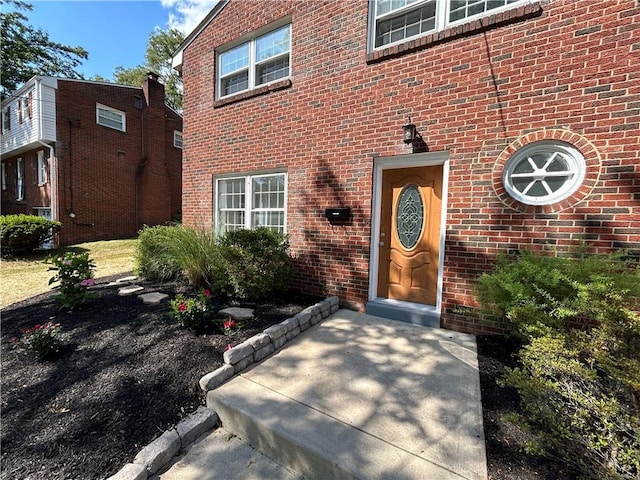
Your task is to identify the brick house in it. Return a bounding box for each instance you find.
[172,0,639,334]
[1,73,183,246]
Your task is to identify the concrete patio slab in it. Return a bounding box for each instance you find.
[208,309,487,480]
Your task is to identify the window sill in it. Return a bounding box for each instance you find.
[214,79,292,108]
[366,2,543,64]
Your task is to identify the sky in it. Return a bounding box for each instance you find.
[21,0,219,80]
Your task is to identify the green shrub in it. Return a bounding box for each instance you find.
[13,321,63,361]
[135,225,184,282]
[47,251,96,310]
[477,249,640,479]
[0,214,62,257]
[168,289,213,331]
[164,225,227,292]
[135,225,227,293]
[219,227,293,300]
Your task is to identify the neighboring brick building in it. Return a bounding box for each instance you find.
[1,73,183,246]
[172,0,639,334]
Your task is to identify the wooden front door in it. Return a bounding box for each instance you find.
[377,166,442,305]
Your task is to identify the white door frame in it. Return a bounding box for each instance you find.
[369,151,450,315]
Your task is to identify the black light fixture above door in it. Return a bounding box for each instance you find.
[402,116,416,144]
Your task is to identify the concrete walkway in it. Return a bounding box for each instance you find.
[158,309,487,480]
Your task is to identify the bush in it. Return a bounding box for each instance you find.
[0,214,62,257]
[135,225,228,293]
[477,249,640,479]
[168,289,213,331]
[13,322,63,361]
[135,225,184,282]
[219,227,293,300]
[47,251,96,310]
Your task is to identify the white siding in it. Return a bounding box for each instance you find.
[0,77,57,156]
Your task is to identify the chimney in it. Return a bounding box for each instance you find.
[142,71,164,108]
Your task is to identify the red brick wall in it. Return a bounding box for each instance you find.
[53,78,182,245]
[181,0,639,333]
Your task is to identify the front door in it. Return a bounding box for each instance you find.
[377,166,442,305]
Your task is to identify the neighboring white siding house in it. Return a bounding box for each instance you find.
[1,76,57,157]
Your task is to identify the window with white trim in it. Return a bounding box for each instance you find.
[217,24,291,99]
[3,107,11,131]
[216,173,287,234]
[370,0,525,49]
[1,162,6,191]
[16,157,24,201]
[174,131,183,148]
[37,150,48,185]
[502,141,586,206]
[96,104,126,131]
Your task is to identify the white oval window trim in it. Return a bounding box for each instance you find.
[502,141,586,206]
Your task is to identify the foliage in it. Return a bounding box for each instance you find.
[13,322,63,361]
[47,251,96,310]
[0,0,88,97]
[477,249,640,479]
[135,225,184,282]
[113,27,184,111]
[219,227,293,300]
[475,249,640,341]
[222,318,240,336]
[168,289,212,331]
[0,214,62,257]
[135,225,228,293]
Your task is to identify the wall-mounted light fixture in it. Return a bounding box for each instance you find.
[402,116,417,144]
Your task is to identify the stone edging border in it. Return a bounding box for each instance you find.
[106,296,340,480]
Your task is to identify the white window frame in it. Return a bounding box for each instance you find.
[174,131,183,149]
[502,141,586,206]
[16,157,24,201]
[215,172,288,234]
[369,0,527,51]
[96,103,126,132]
[1,162,6,190]
[37,150,48,185]
[216,22,291,100]
[3,106,11,131]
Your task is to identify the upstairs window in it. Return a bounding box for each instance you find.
[3,107,11,131]
[26,92,33,119]
[217,23,291,99]
[371,0,525,49]
[17,98,23,124]
[174,131,183,149]
[96,104,126,132]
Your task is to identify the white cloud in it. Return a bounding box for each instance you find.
[161,0,219,36]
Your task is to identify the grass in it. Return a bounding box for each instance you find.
[0,239,138,308]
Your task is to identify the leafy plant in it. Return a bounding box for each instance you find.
[222,318,240,336]
[477,249,640,479]
[135,225,184,282]
[47,251,96,310]
[168,289,212,331]
[0,214,61,257]
[135,225,227,293]
[13,322,63,361]
[219,227,293,300]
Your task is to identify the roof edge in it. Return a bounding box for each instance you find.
[171,0,229,71]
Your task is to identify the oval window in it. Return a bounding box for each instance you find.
[396,185,423,249]
[503,141,586,206]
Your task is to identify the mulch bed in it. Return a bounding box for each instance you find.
[2,275,573,479]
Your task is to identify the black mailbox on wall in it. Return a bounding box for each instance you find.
[324,207,351,221]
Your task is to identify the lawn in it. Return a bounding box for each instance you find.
[0,239,138,308]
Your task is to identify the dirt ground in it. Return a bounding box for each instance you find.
[1,275,571,479]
